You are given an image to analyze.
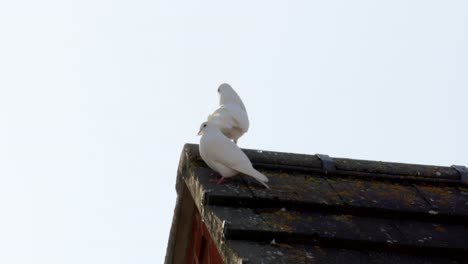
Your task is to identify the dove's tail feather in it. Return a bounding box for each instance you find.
[245,169,270,189]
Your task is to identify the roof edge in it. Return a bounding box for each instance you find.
[164,144,195,264]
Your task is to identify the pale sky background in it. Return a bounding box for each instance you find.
[0,1,467,263]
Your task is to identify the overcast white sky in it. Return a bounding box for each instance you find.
[0,1,467,263]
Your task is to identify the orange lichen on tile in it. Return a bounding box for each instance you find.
[263,210,304,233]
[275,172,292,179]
[417,185,454,206]
[274,210,302,222]
[275,243,295,250]
[332,179,416,201]
[433,224,446,232]
[314,245,326,255]
[369,182,420,205]
[269,222,294,233]
[287,247,309,263]
[332,214,353,223]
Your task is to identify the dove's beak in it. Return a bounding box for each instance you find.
[197,129,203,136]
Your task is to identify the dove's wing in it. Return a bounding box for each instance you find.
[218,84,246,111]
[207,107,236,131]
[224,103,249,133]
[209,104,249,133]
[207,132,269,188]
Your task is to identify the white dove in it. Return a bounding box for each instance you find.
[208,83,249,144]
[197,121,269,189]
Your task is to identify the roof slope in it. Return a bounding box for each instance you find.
[169,143,468,264]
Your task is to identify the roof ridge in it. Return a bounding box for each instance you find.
[183,143,467,185]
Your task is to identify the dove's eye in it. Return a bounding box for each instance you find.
[217,88,220,93]
[203,124,207,127]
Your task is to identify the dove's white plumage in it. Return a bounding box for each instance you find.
[198,122,269,189]
[208,83,249,143]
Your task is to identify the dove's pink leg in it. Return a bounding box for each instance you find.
[216,177,225,184]
[209,173,226,184]
[208,174,226,185]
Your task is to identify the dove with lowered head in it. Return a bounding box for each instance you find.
[208,83,249,144]
[197,121,269,189]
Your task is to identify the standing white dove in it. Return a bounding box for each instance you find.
[208,83,249,144]
[197,121,269,189]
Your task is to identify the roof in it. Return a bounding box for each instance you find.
[166,143,468,264]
